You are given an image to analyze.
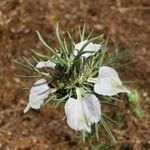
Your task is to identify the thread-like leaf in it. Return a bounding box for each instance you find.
[102,114,121,128]
[101,117,116,143]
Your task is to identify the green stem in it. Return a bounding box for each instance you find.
[76,87,82,100]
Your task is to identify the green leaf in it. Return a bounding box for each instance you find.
[36,30,68,66]
[86,29,94,40]
[97,36,109,67]
[67,30,75,55]
[113,61,133,69]
[81,23,86,41]
[54,94,69,108]
[95,123,99,141]
[56,23,68,58]
[23,56,34,68]
[103,96,124,103]
[12,59,34,71]
[15,75,42,78]
[81,131,88,142]
[102,114,121,128]
[101,102,119,108]
[63,38,69,54]
[44,94,57,105]
[36,30,56,55]
[30,49,50,59]
[104,45,134,66]
[101,117,116,143]
[78,26,82,41]
[31,56,39,63]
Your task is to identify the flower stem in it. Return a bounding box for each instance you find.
[76,87,82,100]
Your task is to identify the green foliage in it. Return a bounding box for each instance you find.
[88,140,110,150]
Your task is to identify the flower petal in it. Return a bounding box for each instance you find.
[36,60,56,69]
[74,40,88,52]
[83,94,101,124]
[65,94,101,132]
[24,79,54,113]
[65,98,91,132]
[98,66,119,78]
[94,66,130,96]
[74,40,101,58]
[91,43,101,52]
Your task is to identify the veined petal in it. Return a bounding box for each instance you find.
[74,40,101,58]
[94,66,130,96]
[24,79,55,113]
[65,94,101,132]
[36,60,56,69]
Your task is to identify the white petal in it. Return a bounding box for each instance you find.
[94,66,130,96]
[65,98,91,132]
[65,94,101,132]
[98,66,119,78]
[36,60,56,69]
[74,40,101,58]
[24,79,53,113]
[91,43,101,52]
[74,40,88,51]
[83,94,101,124]
[81,43,101,58]
[82,43,102,59]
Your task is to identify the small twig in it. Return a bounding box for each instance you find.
[116,0,150,13]
[118,6,150,13]
[115,140,150,144]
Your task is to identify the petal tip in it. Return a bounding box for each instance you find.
[23,104,30,113]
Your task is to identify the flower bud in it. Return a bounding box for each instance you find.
[127,90,139,104]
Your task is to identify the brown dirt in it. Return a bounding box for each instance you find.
[0,0,150,149]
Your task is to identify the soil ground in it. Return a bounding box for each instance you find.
[0,0,150,149]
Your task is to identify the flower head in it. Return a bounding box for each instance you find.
[14,24,134,141]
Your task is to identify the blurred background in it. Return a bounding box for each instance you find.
[0,0,149,149]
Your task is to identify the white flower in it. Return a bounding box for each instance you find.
[24,79,56,113]
[74,40,101,59]
[36,60,56,69]
[88,66,130,96]
[65,94,101,132]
